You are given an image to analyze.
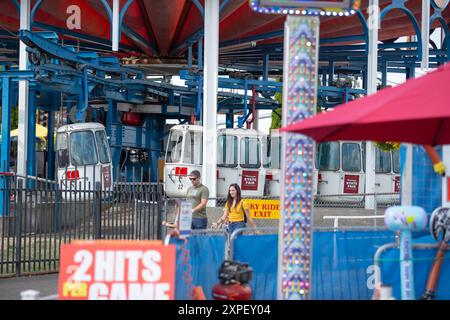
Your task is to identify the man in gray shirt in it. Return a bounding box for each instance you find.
[186,170,210,229]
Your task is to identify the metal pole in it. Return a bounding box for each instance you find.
[198,37,203,70]
[27,91,36,178]
[1,78,12,216]
[47,108,55,180]
[112,0,120,51]
[421,0,430,69]
[402,144,413,205]
[188,44,193,69]
[17,0,31,178]
[202,0,219,205]
[365,0,379,210]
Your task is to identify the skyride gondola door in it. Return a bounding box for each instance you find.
[216,134,239,198]
[238,135,265,198]
[316,142,341,200]
[339,141,364,202]
[374,148,395,204]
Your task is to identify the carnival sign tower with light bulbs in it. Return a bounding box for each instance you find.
[249,0,360,300]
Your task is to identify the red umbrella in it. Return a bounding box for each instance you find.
[281,62,450,145]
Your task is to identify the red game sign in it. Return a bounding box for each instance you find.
[343,174,359,193]
[241,170,259,191]
[58,241,175,300]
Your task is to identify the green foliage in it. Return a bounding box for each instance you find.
[270,92,322,133]
[374,141,401,152]
[0,107,18,130]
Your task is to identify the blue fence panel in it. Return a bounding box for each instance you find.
[312,230,395,299]
[233,234,278,300]
[172,235,226,300]
[401,145,443,214]
[232,230,395,300]
[379,235,450,300]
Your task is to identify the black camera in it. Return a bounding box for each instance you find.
[218,260,253,285]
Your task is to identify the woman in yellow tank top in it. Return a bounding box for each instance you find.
[212,183,258,235]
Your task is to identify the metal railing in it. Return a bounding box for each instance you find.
[0,171,164,276]
[323,215,385,229]
[314,192,400,208]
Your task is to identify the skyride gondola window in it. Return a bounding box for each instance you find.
[166,131,183,163]
[392,149,400,174]
[240,137,261,169]
[316,142,340,171]
[342,143,361,172]
[218,135,238,168]
[375,148,391,174]
[183,131,203,165]
[70,131,98,166]
[56,133,69,168]
[95,130,111,164]
[263,136,282,169]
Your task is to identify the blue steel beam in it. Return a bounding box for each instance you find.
[380,0,422,60]
[220,0,231,12]
[32,22,138,53]
[11,0,19,12]
[46,107,55,180]
[192,0,204,16]
[119,0,136,36]
[170,29,204,55]
[100,0,113,20]
[0,77,12,216]
[30,0,43,23]
[122,25,158,56]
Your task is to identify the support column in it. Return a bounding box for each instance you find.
[381,59,387,87]
[47,108,55,180]
[27,91,36,177]
[365,0,379,210]
[202,0,219,204]
[421,0,430,69]
[198,37,203,70]
[328,60,334,86]
[17,0,30,178]
[1,77,12,216]
[112,0,120,51]
[188,44,193,69]
[226,113,234,128]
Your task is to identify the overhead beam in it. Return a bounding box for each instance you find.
[33,22,138,52]
[169,0,193,54]
[123,25,158,56]
[192,0,204,16]
[137,0,160,53]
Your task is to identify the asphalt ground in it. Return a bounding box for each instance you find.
[0,273,59,300]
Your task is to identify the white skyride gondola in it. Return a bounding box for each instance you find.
[164,125,267,198]
[56,122,113,197]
